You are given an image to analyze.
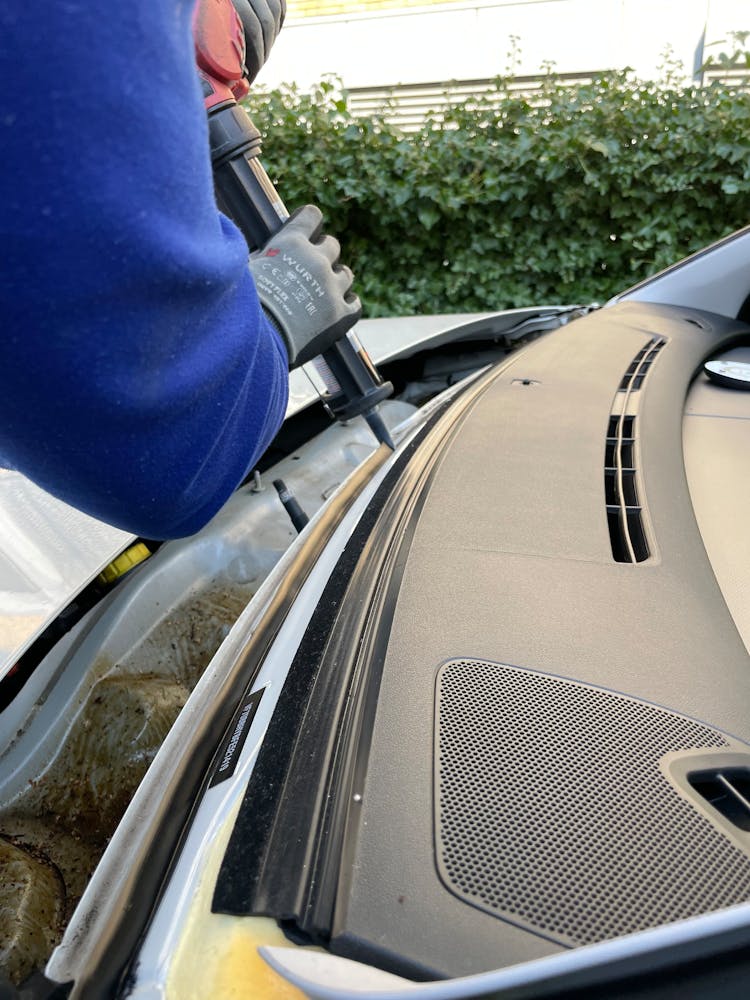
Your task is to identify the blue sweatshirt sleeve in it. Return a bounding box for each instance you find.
[0,2,289,539]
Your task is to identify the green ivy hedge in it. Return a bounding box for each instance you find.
[245,72,750,317]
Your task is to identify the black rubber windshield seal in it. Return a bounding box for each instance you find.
[212,415,444,915]
[213,366,500,922]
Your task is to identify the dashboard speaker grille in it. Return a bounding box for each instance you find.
[435,659,750,946]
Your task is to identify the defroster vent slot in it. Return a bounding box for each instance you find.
[605,414,649,563]
[618,338,665,392]
[688,769,750,832]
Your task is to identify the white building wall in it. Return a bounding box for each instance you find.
[255,0,749,90]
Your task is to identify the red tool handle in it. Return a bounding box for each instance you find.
[193,0,250,109]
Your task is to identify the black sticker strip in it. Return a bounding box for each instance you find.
[209,688,265,788]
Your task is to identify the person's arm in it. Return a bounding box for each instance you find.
[0,2,288,539]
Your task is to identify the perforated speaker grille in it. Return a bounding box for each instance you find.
[435,660,750,946]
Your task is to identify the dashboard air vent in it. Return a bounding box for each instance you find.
[618,338,665,391]
[688,768,750,832]
[605,415,649,563]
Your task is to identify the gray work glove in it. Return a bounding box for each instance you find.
[249,205,362,369]
[232,0,286,84]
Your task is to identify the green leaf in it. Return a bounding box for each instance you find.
[417,204,440,230]
[587,138,618,157]
[721,176,743,195]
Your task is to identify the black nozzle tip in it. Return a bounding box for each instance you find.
[364,409,395,450]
